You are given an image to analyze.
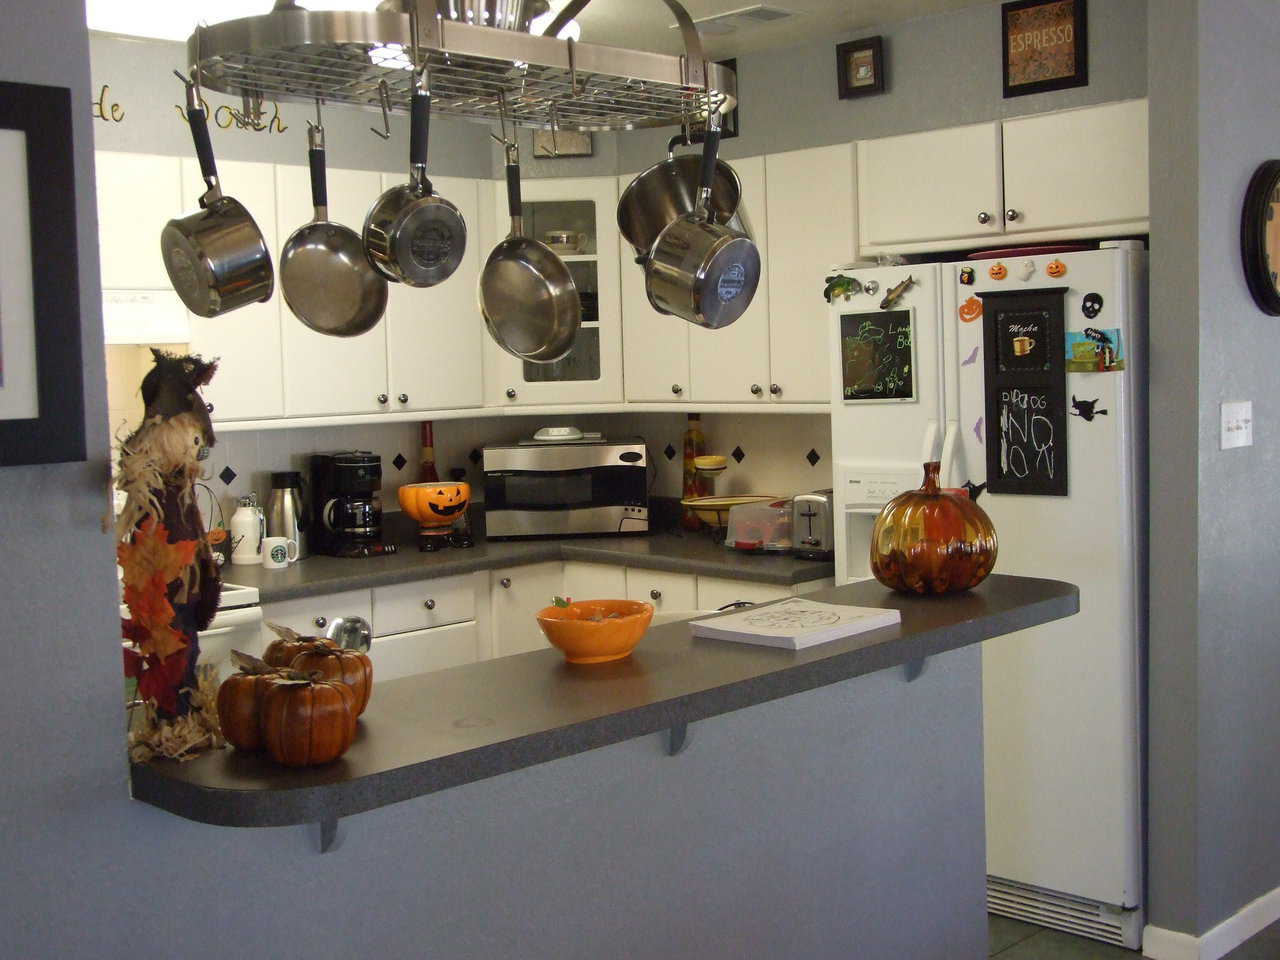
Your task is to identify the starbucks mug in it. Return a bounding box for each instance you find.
[261,536,299,569]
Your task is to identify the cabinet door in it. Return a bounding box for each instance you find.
[484,176,623,406]
[625,568,697,614]
[182,158,286,421]
[563,561,627,601]
[369,621,478,681]
[372,572,476,636]
[96,152,183,289]
[765,144,854,404]
[262,587,373,642]
[689,156,771,404]
[1002,99,1149,234]
[277,164,389,416]
[858,122,1004,247]
[618,173,692,402]
[384,175,484,412]
[697,576,789,610]
[490,562,564,656]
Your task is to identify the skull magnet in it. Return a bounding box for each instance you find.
[1082,292,1104,319]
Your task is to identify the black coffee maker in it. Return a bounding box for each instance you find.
[310,452,384,556]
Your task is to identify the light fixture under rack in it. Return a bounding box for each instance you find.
[187,2,736,131]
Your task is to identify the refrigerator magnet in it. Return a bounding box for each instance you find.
[1082,292,1104,318]
[960,266,975,285]
[989,262,1008,280]
[1070,396,1108,422]
[959,295,984,322]
[1019,259,1036,280]
[1046,258,1068,278]
[1065,328,1125,372]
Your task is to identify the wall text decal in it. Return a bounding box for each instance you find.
[92,84,125,123]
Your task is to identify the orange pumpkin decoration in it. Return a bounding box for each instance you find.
[398,482,470,531]
[216,651,280,752]
[291,645,373,716]
[958,295,984,323]
[263,622,336,668]
[261,674,357,767]
[1046,258,1067,278]
[988,262,1008,281]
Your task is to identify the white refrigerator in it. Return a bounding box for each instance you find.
[828,242,1146,948]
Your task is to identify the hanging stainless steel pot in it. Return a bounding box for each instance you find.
[645,112,760,330]
[479,136,580,362]
[161,74,273,318]
[280,110,388,337]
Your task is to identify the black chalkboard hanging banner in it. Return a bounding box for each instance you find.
[978,287,1068,496]
[838,308,916,402]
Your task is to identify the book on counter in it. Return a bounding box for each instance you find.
[689,597,902,650]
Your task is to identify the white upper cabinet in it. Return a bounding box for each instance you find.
[1001,99,1149,235]
[384,174,484,412]
[182,157,285,421]
[96,152,183,289]
[764,143,856,404]
[858,122,1004,248]
[689,155,771,404]
[484,175,623,406]
[277,164,389,417]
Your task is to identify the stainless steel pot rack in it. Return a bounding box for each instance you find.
[187,1,737,132]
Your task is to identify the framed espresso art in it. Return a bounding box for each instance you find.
[836,36,885,100]
[0,81,85,466]
[1002,0,1088,99]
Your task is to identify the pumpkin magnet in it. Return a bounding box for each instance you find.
[959,295,984,323]
[989,262,1008,281]
[1046,259,1068,278]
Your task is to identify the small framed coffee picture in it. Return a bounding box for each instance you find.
[836,36,885,100]
[1002,0,1087,98]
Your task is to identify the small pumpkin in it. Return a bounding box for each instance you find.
[1046,258,1067,279]
[216,650,280,752]
[261,672,357,767]
[988,262,1008,281]
[263,621,335,668]
[958,295,984,323]
[290,645,373,716]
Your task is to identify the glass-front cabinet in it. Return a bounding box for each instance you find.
[483,176,623,405]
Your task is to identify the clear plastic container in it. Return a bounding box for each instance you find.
[725,498,793,553]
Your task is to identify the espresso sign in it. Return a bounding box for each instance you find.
[1002,0,1088,98]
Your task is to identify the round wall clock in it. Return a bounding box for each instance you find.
[1241,159,1280,315]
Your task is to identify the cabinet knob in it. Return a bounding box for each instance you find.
[377,393,388,404]
[506,388,517,400]
[314,616,327,629]
[769,383,781,396]
[671,384,683,396]
[649,589,662,601]
[750,383,763,396]
[977,211,991,225]
[398,393,409,403]
[1005,208,1020,223]
[205,402,214,413]
[423,598,435,610]
[500,577,511,589]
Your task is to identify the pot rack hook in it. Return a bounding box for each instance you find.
[370,80,392,140]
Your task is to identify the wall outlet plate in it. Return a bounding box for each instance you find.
[1221,401,1253,450]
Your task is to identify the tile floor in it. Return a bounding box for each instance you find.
[989,914,1280,958]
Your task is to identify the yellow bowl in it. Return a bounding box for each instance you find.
[398,481,470,529]
[536,599,654,664]
[679,494,779,529]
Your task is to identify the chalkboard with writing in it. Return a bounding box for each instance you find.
[979,288,1068,496]
[839,309,915,402]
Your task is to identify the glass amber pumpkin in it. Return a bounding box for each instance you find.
[870,461,998,595]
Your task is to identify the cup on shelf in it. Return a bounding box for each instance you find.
[543,230,588,254]
[261,536,299,570]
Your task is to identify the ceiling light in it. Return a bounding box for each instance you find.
[529,8,582,42]
[368,42,413,70]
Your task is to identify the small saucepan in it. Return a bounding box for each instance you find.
[644,112,761,330]
[161,73,273,318]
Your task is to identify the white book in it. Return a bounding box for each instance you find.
[689,597,902,650]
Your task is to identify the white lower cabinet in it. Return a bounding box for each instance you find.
[369,621,479,681]
[562,561,627,601]
[625,568,697,613]
[261,588,373,644]
[696,576,791,610]
[489,561,564,657]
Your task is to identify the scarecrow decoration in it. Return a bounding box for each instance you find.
[116,350,224,761]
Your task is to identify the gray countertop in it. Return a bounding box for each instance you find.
[226,516,835,603]
[130,574,1078,829]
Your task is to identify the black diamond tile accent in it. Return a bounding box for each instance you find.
[218,466,237,486]
[392,453,408,471]
[663,443,677,461]
[731,446,745,463]
[468,448,483,465]
[806,448,821,466]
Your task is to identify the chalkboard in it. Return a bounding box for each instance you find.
[980,288,1068,496]
[839,309,915,401]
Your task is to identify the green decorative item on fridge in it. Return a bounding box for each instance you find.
[870,461,998,594]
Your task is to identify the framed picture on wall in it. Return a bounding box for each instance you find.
[1002,0,1088,98]
[836,36,885,100]
[0,81,85,466]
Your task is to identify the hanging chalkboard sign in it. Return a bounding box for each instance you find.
[839,309,915,402]
[980,288,1068,496]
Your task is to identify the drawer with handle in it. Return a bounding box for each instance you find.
[372,573,475,638]
[261,588,373,640]
[368,621,479,681]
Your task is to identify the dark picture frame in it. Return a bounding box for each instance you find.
[836,36,885,99]
[1002,0,1088,98]
[1240,160,1280,316]
[0,81,85,466]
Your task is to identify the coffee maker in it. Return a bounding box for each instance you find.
[310,452,384,556]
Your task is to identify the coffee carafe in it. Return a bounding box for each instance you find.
[309,452,383,556]
[266,471,308,560]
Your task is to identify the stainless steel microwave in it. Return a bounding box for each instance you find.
[482,439,648,539]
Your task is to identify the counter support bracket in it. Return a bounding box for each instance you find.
[318,815,339,853]
[903,657,928,683]
[667,722,689,756]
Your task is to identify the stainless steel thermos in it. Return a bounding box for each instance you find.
[265,471,308,560]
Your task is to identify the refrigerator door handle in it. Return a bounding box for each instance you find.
[920,420,940,466]
[939,420,959,488]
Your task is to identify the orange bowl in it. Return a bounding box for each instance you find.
[398,482,470,530]
[535,599,654,664]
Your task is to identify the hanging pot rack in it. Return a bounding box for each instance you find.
[186,0,737,132]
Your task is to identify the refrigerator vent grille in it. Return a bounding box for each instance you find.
[987,877,1141,949]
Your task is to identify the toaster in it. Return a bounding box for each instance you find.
[791,490,835,560]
